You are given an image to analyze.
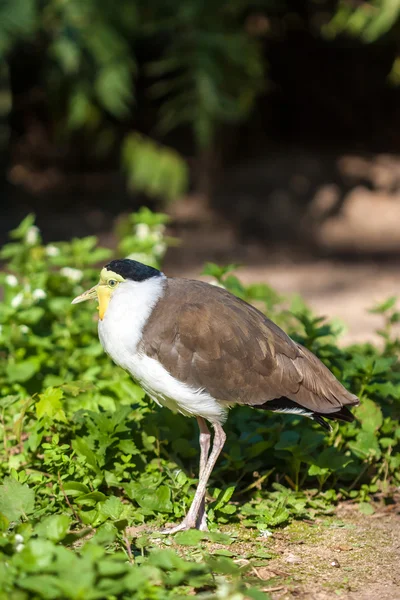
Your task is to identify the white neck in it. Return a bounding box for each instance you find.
[98,275,166,370]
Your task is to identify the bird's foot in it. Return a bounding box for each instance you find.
[156,510,209,534]
[157,520,209,535]
[157,519,196,535]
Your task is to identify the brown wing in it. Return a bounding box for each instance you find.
[140,279,359,414]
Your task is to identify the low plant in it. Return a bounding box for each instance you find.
[0,212,399,598]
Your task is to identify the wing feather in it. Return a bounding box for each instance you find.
[140,279,359,413]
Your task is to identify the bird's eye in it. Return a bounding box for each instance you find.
[108,279,117,288]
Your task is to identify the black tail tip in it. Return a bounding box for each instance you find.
[312,405,358,431]
[312,414,333,431]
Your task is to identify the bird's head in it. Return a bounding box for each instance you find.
[71,258,162,320]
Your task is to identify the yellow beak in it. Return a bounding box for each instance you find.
[71,284,111,320]
[71,285,98,305]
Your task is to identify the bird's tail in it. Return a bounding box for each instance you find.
[257,397,359,432]
[311,405,357,431]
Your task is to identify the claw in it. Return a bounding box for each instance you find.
[157,520,196,535]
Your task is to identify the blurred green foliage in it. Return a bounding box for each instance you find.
[0,212,399,597]
[2,1,400,202]
[0,0,266,202]
[324,0,400,42]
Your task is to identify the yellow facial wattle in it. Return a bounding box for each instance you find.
[71,268,125,319]
[97,285,113,320]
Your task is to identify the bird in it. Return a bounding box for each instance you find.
[72,258,359,533]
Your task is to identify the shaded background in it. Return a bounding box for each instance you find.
[1,0,400,342]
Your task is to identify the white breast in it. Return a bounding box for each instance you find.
[98,276,227,424]
[98,277,165,371]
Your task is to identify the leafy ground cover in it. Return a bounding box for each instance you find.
[0,211,399,599]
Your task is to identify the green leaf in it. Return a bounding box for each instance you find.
[35,515,71,542]
[355,398,383,433]
[75,491,106,506]
[135,485,173,513]
[18,307,45,324]
[19,575,62,599]
[0,512,9,532]
[0,394,20,408]
[206,556,241,575]
[61,381,95,397]
[207,532,234,545]
[308,464,329,477]
[6,359,40,383]
[122,133,188,201]
[0,477,35,521]
[148,549,187,570]
[246,588,272,600]
[71,438,101,474]
[275,431,300,451]
[36,387,67,423]
[264,506,290,527]
[99,496,124,520]
[174,529,204,546]
[9,213,36,240]
[349,431,381,459]
[97,555,129,577]
[95,63,132,117]
[358,502,375,516]
[51,37,80,75]
[62,482,91,497]
[213,486,235,510]
[369,296,397,314]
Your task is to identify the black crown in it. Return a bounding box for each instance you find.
[105,259,161,282]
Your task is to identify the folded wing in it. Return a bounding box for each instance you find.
[141,279,359,417]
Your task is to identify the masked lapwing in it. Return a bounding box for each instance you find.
[72,259,359,533]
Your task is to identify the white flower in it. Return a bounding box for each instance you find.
[20,325,29,333]
[259,528,273,538]
[60,267,83,283]
[126,252,151,264]
[46,244,60,257]
[14,534,24,543]
[153,228,165,242]
[135,223,151,240]
[153,242,166,257]
[11,293,24,308]
[32,289,46,300]
[25,225,39,246]
[15,543,24,553]
[5,274,18,287]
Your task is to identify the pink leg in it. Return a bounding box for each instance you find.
[196,417,211,531]
[160,421,226,534]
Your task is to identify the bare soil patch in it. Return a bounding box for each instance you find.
[255,503,400,599]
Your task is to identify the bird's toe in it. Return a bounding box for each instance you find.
[156,519,197,535]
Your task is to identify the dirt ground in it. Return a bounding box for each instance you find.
[253,503,400,600]
[129,500,400,600]
[150,502,400,600]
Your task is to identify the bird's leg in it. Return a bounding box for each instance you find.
[159,422,226,534]
[196,417,211,531]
